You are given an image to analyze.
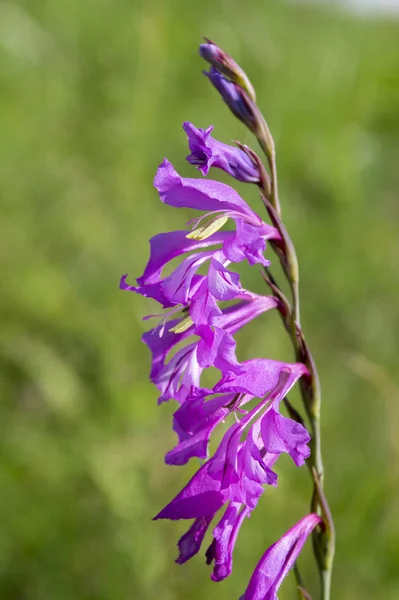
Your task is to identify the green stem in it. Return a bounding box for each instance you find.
[257,142,333,600]
[321,568,332,600]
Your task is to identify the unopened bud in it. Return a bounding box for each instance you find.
[204,67,256,131]
[199,38,256,101]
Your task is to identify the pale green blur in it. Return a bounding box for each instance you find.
[0,1,398,599]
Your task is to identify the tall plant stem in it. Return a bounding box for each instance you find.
[256,144,335,600]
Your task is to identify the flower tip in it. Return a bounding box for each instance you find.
[199,41,219,63]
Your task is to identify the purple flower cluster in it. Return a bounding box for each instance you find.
[122,123,320,596]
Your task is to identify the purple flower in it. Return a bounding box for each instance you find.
[241,514,322,600]
[142,294,279,405]
[121,160,280,338]
[155,363,311,580]
[153,159,279,266]
[121,118,318,591]
[154,456,276,582]
[184,122,260,183]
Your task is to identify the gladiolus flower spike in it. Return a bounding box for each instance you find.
[121,39,334,600]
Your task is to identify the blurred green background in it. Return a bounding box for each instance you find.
[1,0,398,598]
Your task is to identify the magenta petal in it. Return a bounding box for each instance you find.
[138,230,231,285]
[214,359,307,398]
[241,422,278,486]
[208,421,243,488]
[153,342,200,404]
[165,395,231,465]
[142,320,192,380]
[190,279,222,327]
[154,159,256,217]
[216,294,278,334]
[206,502,249,582]
[223,221,275,267]
[161,251,214,305]
[242,514,322,600]
[184,121,260,183]
[196,327,241,373]
[120,274,172,307]
[260,408,311,467]
[154,462,226,520]
[207,257,242,301]
[176,514,215,564]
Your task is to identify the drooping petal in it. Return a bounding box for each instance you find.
[205,502,250,582]
[241,514,322,600]
[196,327,241,373]
[176,514,215,564]
[154,461,226,520]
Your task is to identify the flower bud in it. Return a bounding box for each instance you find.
[204,67,256,131]
[199,38,256,101]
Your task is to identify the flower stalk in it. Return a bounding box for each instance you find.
[122,38,335,600]
[202,40,335,598]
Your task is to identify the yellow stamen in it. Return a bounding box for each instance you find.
[186,215,229,241]
[169,315,194,334]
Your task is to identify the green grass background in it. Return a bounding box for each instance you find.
[1,0,398,598]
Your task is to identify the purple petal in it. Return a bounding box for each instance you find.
[137,230,231,285]
[189,279,222,327]
[242,514,321,600]
[223,220,278,267]
[176,514,215,564]
[206,502,249,582]
[154,461,226,520]
[120,274,172,307]
[241,422,278,486]
[196,327,241,373]
[153,342,201,404]
[154,159,256,218]
[214,360,308,398]
[260,408,311,467]
[165,394,231,465]
[207,256,242,301]
[161,251,214,305]
[184,121,260,183]
[216,294,278,334]
[142,320,192,380]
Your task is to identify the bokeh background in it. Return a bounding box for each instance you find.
[1,0,399,598]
